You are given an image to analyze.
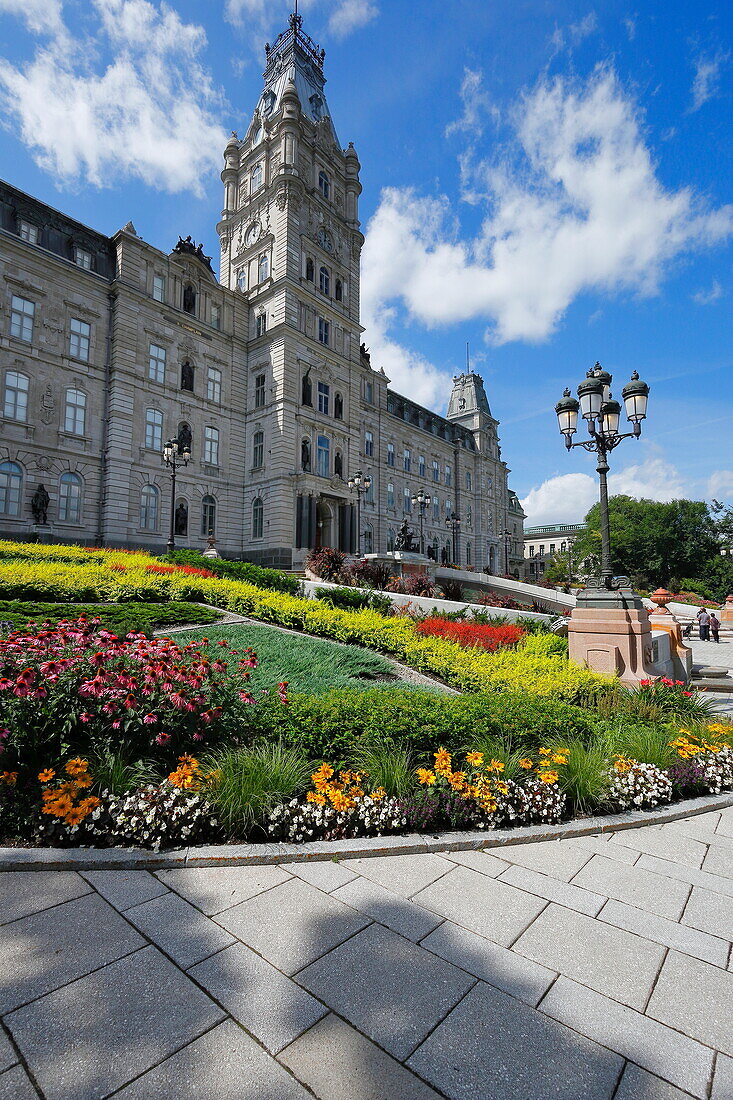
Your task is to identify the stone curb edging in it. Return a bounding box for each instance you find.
[2,791,732,872]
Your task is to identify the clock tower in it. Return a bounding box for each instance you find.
[217,10,366,567]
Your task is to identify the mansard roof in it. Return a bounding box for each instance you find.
[255,13,339,142]
[386,389,477,452]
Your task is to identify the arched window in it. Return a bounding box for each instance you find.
[316,435,330,478]
[139,484,159,530]
[251,163,263,191]
[305,258,314,281]
[183,284,196,315]
[387,528,395,552]
[335,279,343,302]
[258,253,269,282]
[0,460,23,516]
[201,495,216,537]
[180,361,194,392]
[58,472,82,524]
[253,430,264,468]
[252,497,264,539]
[318,171,330,199]
[237,268,247,292]
[319,266,330,295]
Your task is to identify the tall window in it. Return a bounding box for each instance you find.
[58,472,82,523]
[255,373,266,408]
[3,371,29,421]
[316,435,330,477]
[445,464,452,486]
[432,460,440,482]
[466,541,472,566]
[0,461,22,516]
[10,296,34,342]
[403,448,411,472]
[305,258,314,281]
[74,247,92,270]
[258,254,269,282]
[419,455,426,477]
[433,496,439,519]
[318,170,330,199]
[467,503,473,528]
[211,303,221,329]
[318,381,330,415]
[335,279,343,303]
[387,528,395,552]
[145,408,163,451]
[148,344,166,383]
[252,497,264,539]
[204,427,220,466]
[446,499,453,516]
[201,495,216,537]
[318,317,330,346]
[255,313,267,337]
[253,430,264,468]
[251,163,263,191]
[404,488,412,513]
[319,266,330,295]
[19,221,38,244]
[69,318,91,361]
[387,482,394,508]
[366,477,375,503]
[64,389,86,435]
[365,431,373,457]
[139,485,159,530]
[466,470,472,491]
[237,268,247,292]
[386,443,395,467]
[207,366,222,403]
[152,274,165,302]
[363,527,373,554]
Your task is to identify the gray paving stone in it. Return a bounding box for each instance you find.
[124,890,235,969]
[422,921,556,1006]
[413,865,547,947]
[408,980,624,1100]
[297,923,474,1060]
[716,810,733,839]
[340,853,452,897]
[0,869,91,924]
[0,892,145,1013]
[437,849,510,876]
[5,946,225,1100]
[281,859,358,892]
[614,1063,699,1100]
[712,1053,733,1099]
[647,952,733,1056]
[572,854,692,920]
[0,1029,16,1073]
[499,862,606,916]
[513,904,666,1010]
[600,898,729,966]
[214,878,370,975]
[278,1013,442,1099]
[0,1064,37,1100]
[638,853,733,899]
[666,811,721,839]
[189,942,327,1054]
[80,870,168,911]
[609,827,708,868]
[572,834,641,864]
[115,1018,311,1099]
[156,864,292,915]
[492,838,593,881]
[702,843,733,879]
[539,976,713,1098]
[331,876,443,942]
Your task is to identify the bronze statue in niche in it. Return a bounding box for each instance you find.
[31,484,50,524]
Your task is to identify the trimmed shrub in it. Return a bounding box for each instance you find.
[416,618,525,652]
[166,550,299,596]
[313,586,393,616]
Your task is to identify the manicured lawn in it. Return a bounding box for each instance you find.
[0,600,223,635]
[175,621,404,695]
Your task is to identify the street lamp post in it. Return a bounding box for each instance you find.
[555,362,649,593]
[162,438,191,555]
[347,470,372,556]
[411,489,429,554]
[503,528,511,576]
[445,511,461,565]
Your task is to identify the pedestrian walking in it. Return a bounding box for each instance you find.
[696,607,711,641]
[709,612,720,643]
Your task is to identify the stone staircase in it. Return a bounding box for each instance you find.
[691,664,733,693]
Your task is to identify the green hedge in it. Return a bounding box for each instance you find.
[166,550,300,596]
[0,600,222,636]
[313,585,393,615]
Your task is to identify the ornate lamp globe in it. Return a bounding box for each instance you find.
[555,389,580,440]
[577,374,604,421]
[601,398,621,437]
[621,371,650,423]
[592,362,613,402]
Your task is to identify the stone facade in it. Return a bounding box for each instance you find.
[523,523,586,582]
[0,12,524,570]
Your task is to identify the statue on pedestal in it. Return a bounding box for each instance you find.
[394,519,416,552]
[31,484,50,525]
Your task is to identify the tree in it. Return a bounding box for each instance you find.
[572,496,719,587]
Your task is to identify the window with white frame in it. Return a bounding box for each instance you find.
[404,487,412,513]
[366,477,374,503]
[69,318,90,361]
[386,443,395,467]
[419,455,426,477]
[19,221,38,245]
[315,435,328,477]
[318,317,330,346]
[446,499,453,515]
[318,381,330,415]
[0,460,23,516]
[204,426,220,466]
[207,366,222,403]
[253,430,264,468]
[319,266,330,295]
[365,430,373,457]
[252,497,264,539]
[64,389,86,435]
[365,380,373,404]
[211,303,221,329]
[258,254,269,282]
[139,484,159,530]
[432,460,440,482]
[318,170,330,199]
[433,496,439,519]
[255,373,266,408]
[251,163,263,191]
[152,274,165,302]
[387,528,395,552]
[58,472,82,523]
[445,464,452,486]
[10,296,34,342]
[3,371,29,421]
[387,482,395,508]
[201,495,216,537]
[237,268,247,292]
[145,408,163,451]
[74,248,92,270]
[148,343,166,383]
[466,470,472,491]
[403,448,411,472]
[255,312,267,337]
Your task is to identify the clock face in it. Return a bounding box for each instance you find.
[317,227,333,253]
[245,223,260,247]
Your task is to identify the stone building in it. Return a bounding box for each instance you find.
[0,11,524,571]
[523,523,586,582]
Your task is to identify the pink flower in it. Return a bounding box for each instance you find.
[143,713,157,725]
[239,691,256,705]
[112,719,121,729]
[155,732,171,746]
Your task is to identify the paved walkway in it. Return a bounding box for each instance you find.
[2,812,733,1099]
[688,637,733,716]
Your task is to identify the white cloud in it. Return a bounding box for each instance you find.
[690,49,729,112]
[0,0,227,194]
[0,0,63,35]
[445,68,494,139]
[327,0,377,39]
[361,66,733,375]
[521,457,691,526]
[693,279,723,305]
[224,0,377,41]
[550,12,598,55]
[623,16,636,42]
[708,471,733,499]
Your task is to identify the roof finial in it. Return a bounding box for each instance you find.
[466,341,470,375]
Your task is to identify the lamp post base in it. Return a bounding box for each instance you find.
[568,600,660,685]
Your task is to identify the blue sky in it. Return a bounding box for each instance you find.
[0,0,731,524]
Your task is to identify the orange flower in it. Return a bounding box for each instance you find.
[64,807,86,827]
[519,758,533,770]
[417,768,436,786]
[486,758,505,774]
[465,752,484,767]
[64,758,89,776]
[434,748,452,774]
[79,797,100,813]
[312,763,334,783]
[306,791,326,805]
[538,770,559,785]
[448,771,467,791]
[1,771,18,787]
[38,769,56,783]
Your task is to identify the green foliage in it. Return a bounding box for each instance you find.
[575,496,719,587]
[608,723,677,770]
[314,585,393,616]
[166,550,300,595]
[461,734,531,781]
[202,742,311,837]
[593,683,712,723]
[519,633,568,657]
[88,747,161,796]
[349,740,415,797]
[0,600,221,635]
[545,737,612,815]
[699,555,733,604]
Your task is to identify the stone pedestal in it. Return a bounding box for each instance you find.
[647,588,692,683]
[720,594,733,626]
[568,588,660,685]
[365,552,435,580]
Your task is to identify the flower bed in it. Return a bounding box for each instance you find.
[416,618,525,652]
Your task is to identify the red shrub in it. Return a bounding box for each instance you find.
[416,618,525,651]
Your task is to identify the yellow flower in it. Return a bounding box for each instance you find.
[64,757,89,777]
[434,748,452,774]
[38,769,55,783]
[448,771,467,791]
[551,754,568,766]
[538,770,559,784]
[495,781,509,795]
[1,771,18,786]
[417,768,436,786]
[538,747,551,756]
[312,763,334,783]
[487,758,505,773]
[306,791,326,805]
[519,758,533,770]
[329,789,355,812]
[370,787,387,802]
[465,752,484,767]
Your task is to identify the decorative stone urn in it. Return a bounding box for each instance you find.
[649,588,672,615]
[721,594,733,626]
[646,587,692,683]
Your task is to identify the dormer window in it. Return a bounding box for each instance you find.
[310,93,323,120]
[251,163,263,192]
[318,171,330,200]
[262,91,275,115]
[74,247,92,270]
[19,221,38,245]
